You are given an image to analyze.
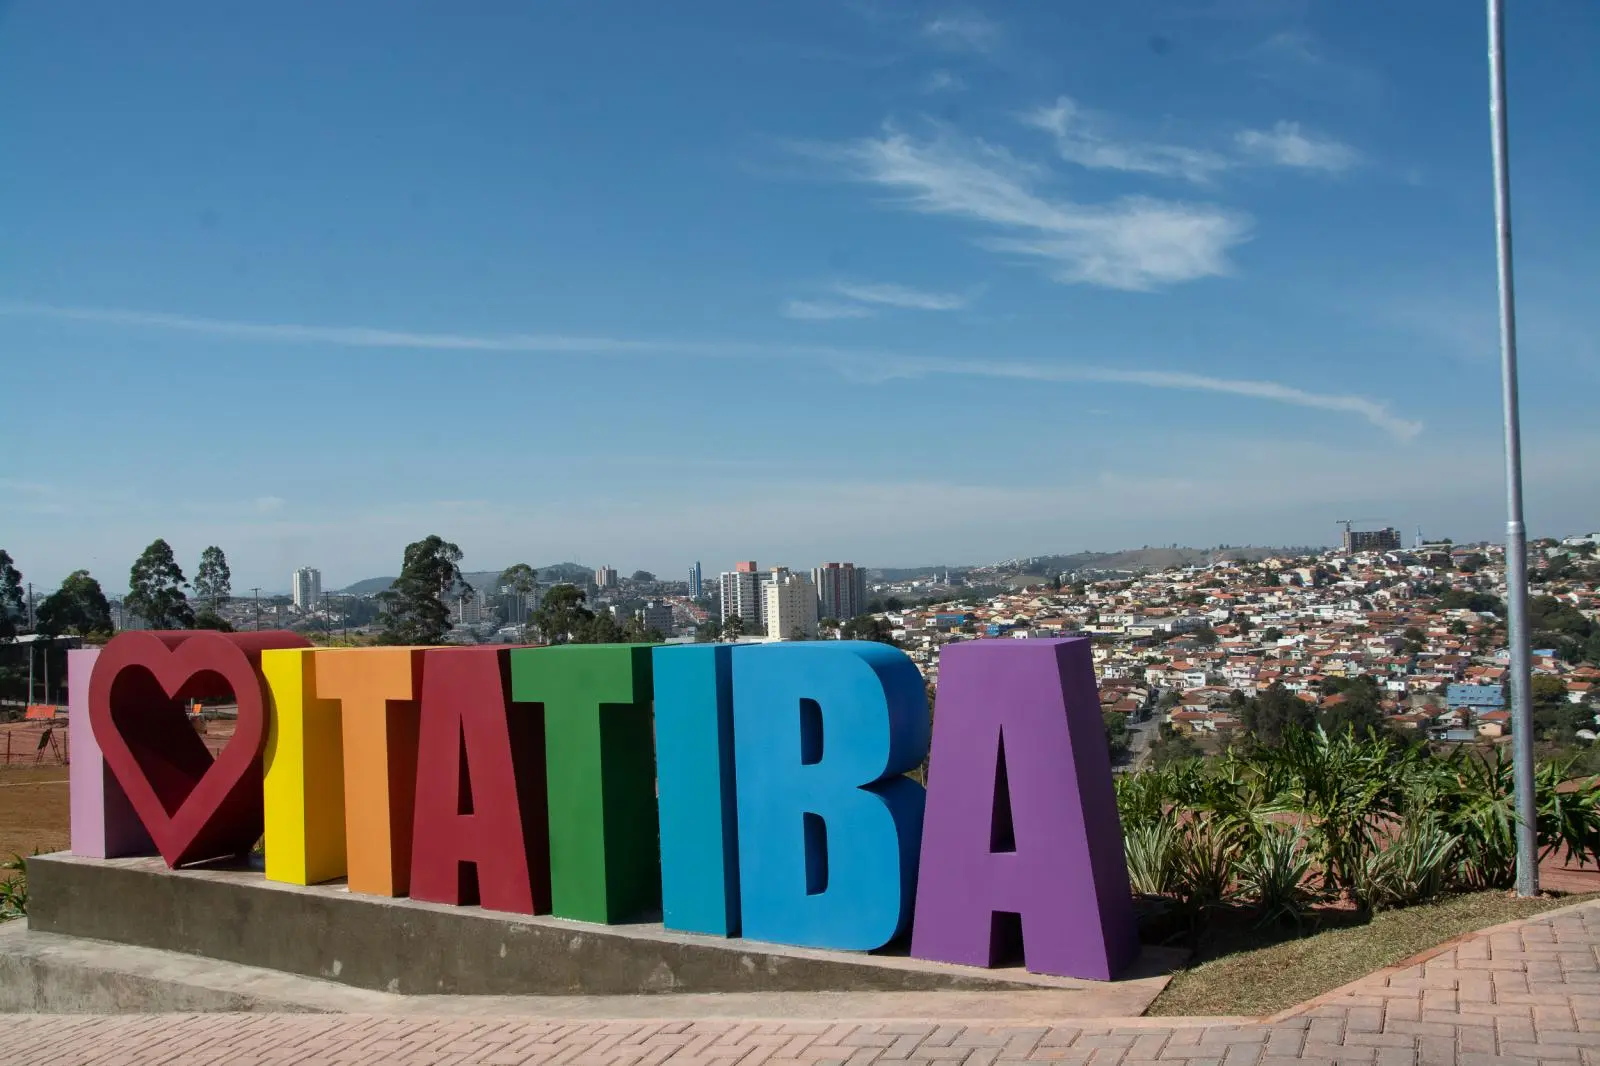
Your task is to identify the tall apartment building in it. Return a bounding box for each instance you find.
[1343,527,1402,554]
[719,561,767,633]
[813,562,869,620]
[595,565,619,589]
[291,567,321,613]
[765,570,819,640]
[687,561,703,600]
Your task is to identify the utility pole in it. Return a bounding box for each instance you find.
[1487,0,1537,897]
[250,588,262,631]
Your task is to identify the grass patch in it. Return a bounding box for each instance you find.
[1147,890,1596,1017]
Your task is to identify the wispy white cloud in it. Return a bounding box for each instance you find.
[1024,97,1232,184]
[0,301,685,355]
[850,355,1423,441]
[1235,121,1359,171]
[830,281,970,311]
[1026,96,1360,180]
[922,12,1000,54]
[799,126,1251,290]
[0,300,1418,437]
[781,299,876,321]
[920,69,966,94]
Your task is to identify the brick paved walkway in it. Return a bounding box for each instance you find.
[1,902,1595,1065]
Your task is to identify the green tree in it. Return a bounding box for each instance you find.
[629,570,655,583]
[1103,711,1132,759]
[193,546,235,631]
[840,615,899,646]
[578,610,624,644]
[1241,682,1316,747]
[1262,626,1283,643]
[126,539,195,629]
[1318,676,1385,737]
[619,615,664,644]
[695,618,722,642]
[498,563,538,635]
[1192,624,1218,646]
[722,614,746,640]
[193,546,232,611]
[376,535,466,645]
[1148,727,1203,767]
[35,571,114,638]
[817,617,840,640]
[0,550,24,642]
[532,584,593,644]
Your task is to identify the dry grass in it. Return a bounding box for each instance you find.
[0,765,71,859]
[1148,889,1596,1017]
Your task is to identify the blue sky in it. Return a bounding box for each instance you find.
[3,1,1598,593]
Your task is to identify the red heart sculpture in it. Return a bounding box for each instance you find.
[89,630,311,867]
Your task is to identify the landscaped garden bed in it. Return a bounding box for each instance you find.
[1119,726,1600,1014]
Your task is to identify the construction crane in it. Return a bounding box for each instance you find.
[1335,517,1384,536]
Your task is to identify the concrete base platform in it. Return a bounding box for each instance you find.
[0,922,1180,1020]
[23,855,1180,1006]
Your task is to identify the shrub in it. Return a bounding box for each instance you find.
[1352,820,1458,911]
[1173,819,1241,911]
[0,856,26,921]
[1125,819,1182,896]
[1235,825,1313,925]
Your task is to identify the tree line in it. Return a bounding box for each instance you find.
[0,539,235,644]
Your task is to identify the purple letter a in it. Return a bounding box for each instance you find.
[909,638,1137,980]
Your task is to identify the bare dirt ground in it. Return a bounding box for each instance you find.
[0,765,70,859]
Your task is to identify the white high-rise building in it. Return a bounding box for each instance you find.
[718,561,767,634]
[765,569,819,640]
[813,562,868,621]
[291,568,321,613]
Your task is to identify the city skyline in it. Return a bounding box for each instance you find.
[4,2,1599,590]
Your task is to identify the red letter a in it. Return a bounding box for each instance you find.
[410,647,550,913]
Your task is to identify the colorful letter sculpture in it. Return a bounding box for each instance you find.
[261,647,347,885]
[68,647,154,859]
[313,647,426,897]
[652,643,740,935]
[410,647,550,914]
[909,638,1137,980]
[69,632,1143,980]
[509,645,660,923]
[88,630,311,867]
[732,641,928,950]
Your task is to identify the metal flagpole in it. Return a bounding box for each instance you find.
[1487,0,1537,897]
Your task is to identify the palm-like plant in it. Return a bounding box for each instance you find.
[1173,818,1243,911]
[1124,819,1182,896]
[1235,825,1313,925]
[1353,818,1458,911]
[1265,728,1402,895]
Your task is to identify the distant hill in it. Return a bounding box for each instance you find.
[1018,546,1320,576]
[872,566,968,583]
[338,561,596,596]
[871,545,1321,585]
[340,575,398,596]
